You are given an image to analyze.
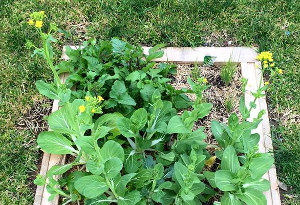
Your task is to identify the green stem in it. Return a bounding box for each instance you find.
[39,30,62,87]
[105,176,119,199]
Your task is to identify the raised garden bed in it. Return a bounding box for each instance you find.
[34,46,280,205]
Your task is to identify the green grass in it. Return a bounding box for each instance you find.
[0,0,299,204]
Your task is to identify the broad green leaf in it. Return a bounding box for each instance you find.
[118,92,136,106]
[132,168,153,188]
[75,136,95,155]
[153,163,164,180]
[99,140,124,162]
[75,175,108,198]
[104,157,123,178]
[93,126,113,140]
[112,38,126,54]
[249,154,274,179]
[221,193,242,205]
[35,80,59,100]
[239,96,250,119]
[241,132,260,153]
[160,152,176,162]
[194,103,213,119]
[109,80,127,95]
[228,113,239,130]
[174,162,188,187]
[38,131,76,154]
[114,173,136,196]
[86,159,104,175]
[180,190,196,202]
[167,115,191,134]
[140,84,155,101]
[126,71,141,82]
[190,182,205,195]
[125,154,143,173]
[116,117,136,138]
[237,188,267,205]
[130,108,148,130]
[221,145,240,173]
[34,174,46,186]
[173,94,193,109]
[147,44,165,61]
[85,195,109,205]
[211,120,225,147]
[117,190,141,205]
[57,88,71,104]
[48,103,76,134]
[215,170,236,191]
[242,178,270,192]
[152,189,165,203]
[203,171,216,188]
[47,164,73,176]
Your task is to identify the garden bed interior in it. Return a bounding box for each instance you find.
[34,47,281,205]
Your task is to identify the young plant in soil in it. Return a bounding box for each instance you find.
[220,58,237,86]
[28,12,277,205]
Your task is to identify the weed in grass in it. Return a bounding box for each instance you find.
[220,59,237,86]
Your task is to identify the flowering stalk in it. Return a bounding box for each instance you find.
[27,11,62,87]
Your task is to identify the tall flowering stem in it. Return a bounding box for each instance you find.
[27,11,62,87]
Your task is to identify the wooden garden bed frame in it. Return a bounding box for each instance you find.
[34,47,280,205]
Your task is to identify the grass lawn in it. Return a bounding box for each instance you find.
[0,0,299,204]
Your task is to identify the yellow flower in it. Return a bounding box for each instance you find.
[202,78,208,83]
[35,20,43,28]
[264,81,270,85]
[277,69,283,74]
[91,109,96,113]
[27,19,34,26]
[79,105,86,113]
[85,96,91,101]
[97,96,104,102]
[270,63,275,67]
[256,51,273,62]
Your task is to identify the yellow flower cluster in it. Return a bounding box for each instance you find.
[27,11,45,28]
[256,51,273,62]
[256,51,275,68]
[81,95,104,114]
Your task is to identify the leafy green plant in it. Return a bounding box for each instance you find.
[28,12,276,205]
[220,59,237,86]
[224,96,234,112]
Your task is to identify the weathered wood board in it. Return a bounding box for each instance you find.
[35,47,280,205]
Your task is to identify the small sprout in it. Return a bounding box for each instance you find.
[220,59,237,86]
[224,96,234,112]
[79,105,86,113]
